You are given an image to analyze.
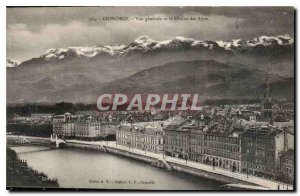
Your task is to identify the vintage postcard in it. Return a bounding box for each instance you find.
[6,6,295,191]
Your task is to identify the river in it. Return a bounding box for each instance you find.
[11,145,222,190]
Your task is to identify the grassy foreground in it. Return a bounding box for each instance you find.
[6,147,59,189]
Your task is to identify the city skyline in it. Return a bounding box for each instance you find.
[6,6,295,191]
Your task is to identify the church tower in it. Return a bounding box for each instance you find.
[261,73,273,122]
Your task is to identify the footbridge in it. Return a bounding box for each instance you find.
[7,135,49,146]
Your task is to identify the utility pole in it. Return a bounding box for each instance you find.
[247,158,249,178]
[186,154,188,164]
[129,136,131,151]
[131,130,134,151]
[144,137,146,154]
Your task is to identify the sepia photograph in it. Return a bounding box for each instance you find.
[5,6,295,191]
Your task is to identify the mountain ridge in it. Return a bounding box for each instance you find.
[7,60,293,104]
[8,34,294,67]
[97,60,292,101]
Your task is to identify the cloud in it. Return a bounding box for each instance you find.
[6,7,294,61]
[7,14,238,60]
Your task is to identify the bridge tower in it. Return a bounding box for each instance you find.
[50,134,66,148]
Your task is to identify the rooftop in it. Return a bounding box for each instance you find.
[241,126,282,137]
[281,149,294,160]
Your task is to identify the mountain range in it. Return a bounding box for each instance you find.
[8,34,294,64]
[7,35,294,104]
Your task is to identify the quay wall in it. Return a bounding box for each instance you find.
[65,142,158,165]
[168,162,255,186]
[66,142,104,151]
[105,146,159,164]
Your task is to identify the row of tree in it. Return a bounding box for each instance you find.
[7,124,53,138]
[7,102,97,119]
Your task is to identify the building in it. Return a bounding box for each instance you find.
[201,133,241,172]
[278,149,294,184]
[53,113,70,123]
[189,129,205,162]
[10,113,54,125]
[101,123,118,138]
[53,113,73,138]
[164,118,242,171]
[165,120,242,171]
[143,124,164,151]
[31,113,54,122]
[164,124,189,158]
[53,113,101,140]
[74,117,101,140]
[189,124,242,172]
[240,126,293,180]
[116,121,164,152]
[62,122,75,138]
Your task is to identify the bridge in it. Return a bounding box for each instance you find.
[50,134,66,148]
[19,136,31,144]
[7,134,66,148]
[7,135,48,146]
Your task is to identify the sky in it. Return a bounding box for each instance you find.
[7,6,294,61]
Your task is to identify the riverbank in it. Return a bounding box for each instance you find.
[11,145,222,190]
[65,139,293,190]
[6,135,294,190]
[6,147,59,189]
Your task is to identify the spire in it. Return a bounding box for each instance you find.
[261,70,273,121]
[266,72,270,98]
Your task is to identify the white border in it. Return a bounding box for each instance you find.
[2,0,299,6]
[0,1,298,196]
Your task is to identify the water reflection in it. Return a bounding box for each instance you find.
[12,146,221,190]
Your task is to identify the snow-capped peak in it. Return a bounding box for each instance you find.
[215,35,294,49]
[174,36,194,42]
[42,48,69,60]
[10,34,293,66]
[215,41,233,50]
[134,35,155,44]
[39,44,128,61]
[6,59,21,68]
[45,48,68,54]
[256,34,294,46]
[70,44,127,57]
